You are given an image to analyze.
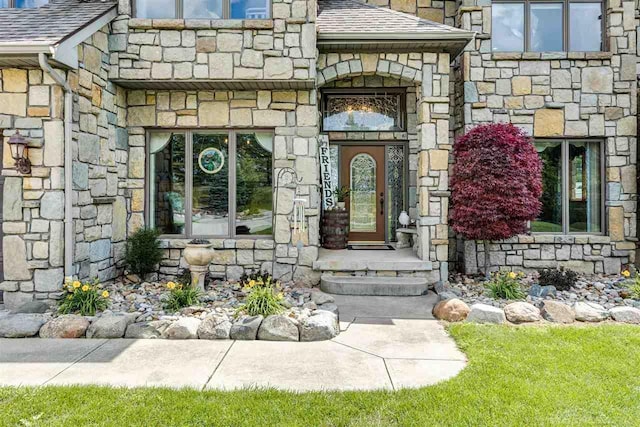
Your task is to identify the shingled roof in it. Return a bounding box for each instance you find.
[317,0,474,56]
[0,0,116,45]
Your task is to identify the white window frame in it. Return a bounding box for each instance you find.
[133,0,272,19]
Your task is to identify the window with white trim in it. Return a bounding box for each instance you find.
[0,0,49,7]
[135,0,271,19]
[148,130,274,238]
[533,140,603,234]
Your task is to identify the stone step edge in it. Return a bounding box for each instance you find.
[320,274,429,296]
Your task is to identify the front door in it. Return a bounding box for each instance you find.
[340,146,385,242]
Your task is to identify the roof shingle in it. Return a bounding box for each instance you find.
[317,0,471,38]
[0,0,117,45]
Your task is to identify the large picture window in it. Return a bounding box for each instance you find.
[533,140,603,234]
[148,130,273,238]
[492,0,603,52]
[0,0,49,7]
[135,0,271,19]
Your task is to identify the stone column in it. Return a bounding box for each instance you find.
[416,53,451,282]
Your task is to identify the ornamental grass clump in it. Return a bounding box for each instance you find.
[236,274,285,317]
[621,269,640,300]
[164,281,201,312]
[59,278,109,316]
[486,271,526,300]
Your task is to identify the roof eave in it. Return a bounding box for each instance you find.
[318,31,476,41]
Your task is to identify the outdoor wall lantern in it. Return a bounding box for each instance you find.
[8,131,32,174]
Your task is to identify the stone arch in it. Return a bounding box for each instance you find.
[316,53,423,87]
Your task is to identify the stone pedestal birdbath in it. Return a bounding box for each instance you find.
[183,239,214,292]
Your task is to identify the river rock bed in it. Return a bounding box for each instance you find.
[0,280,340,341]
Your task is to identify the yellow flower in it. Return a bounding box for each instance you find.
[72,281,81,289]
[81,285,90,292]
[622,270,631,278]
[167,282,176,290]
[102,290,110,298]
[508,272,517,279]
[277,292,284,299]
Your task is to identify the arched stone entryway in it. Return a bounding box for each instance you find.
[316,52,453,281]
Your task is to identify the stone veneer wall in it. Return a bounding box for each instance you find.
[126,88,321,284]
[363,0,454,26]
[456,0,638,275]
[109,0,316,82]
[0,27,130,309]
[317,52,453,282]
[321,75,419,221]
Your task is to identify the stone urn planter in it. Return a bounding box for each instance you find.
[183,239,214,292]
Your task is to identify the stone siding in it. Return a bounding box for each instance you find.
[125,88,321,283]
[110,0,316,82]
[455,0,638,274]
[363,0,454,26]
[0,27,130,309]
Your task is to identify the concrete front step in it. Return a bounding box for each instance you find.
[321,275,429,296]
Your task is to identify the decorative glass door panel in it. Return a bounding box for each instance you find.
[341,146,385,241]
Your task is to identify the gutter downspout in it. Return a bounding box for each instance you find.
[38,53,74,280]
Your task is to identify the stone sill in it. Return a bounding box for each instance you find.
[128,18,274,30]
[478,234,613,245]
[158,238,275,250]
[491,52,613,61]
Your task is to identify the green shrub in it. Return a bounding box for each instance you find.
[538,267,578,291]
[236,285,284,317]
[125,228,163,277]
[164,281,201,312]
[486,271,526,300]
[59,278,109,316]
[176,268,192,287]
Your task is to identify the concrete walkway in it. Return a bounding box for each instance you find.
[0,293,467,391]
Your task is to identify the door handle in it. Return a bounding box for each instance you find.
[379,192,384,215]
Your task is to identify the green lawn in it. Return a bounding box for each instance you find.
[2,324,639,426]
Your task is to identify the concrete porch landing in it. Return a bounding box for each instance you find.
[0,293,466,391]
[313,247,433,272]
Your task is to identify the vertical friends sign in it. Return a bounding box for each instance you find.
[319,135,335,210]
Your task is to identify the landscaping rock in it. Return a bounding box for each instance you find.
[574,302,609,322]
[299,311,339,341]
[125,320,171,339]
[432,298,470,322]
[504,302,541,323]
[466,304,506,324]
[609,306,640,324]
[197,313,232,339]
[86,312,136,338]
[230,315,263,340]
[162,317,201,339]
[11,300,50,314]
[438,291,459,301]
[257,315,299,341]
[316,302,339,316]
[39,315,89,338]
[540,300,575,324]
[528,284,557,298]
[0,313,48,337]
[310,290,334,305]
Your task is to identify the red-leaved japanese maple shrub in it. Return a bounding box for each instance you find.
[450,123,542,278]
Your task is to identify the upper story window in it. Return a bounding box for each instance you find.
[0,0,49,7]
[135,0,271,19]
[491,0,603,52]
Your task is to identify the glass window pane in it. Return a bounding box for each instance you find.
[184,0,223,19]
[136,0,175,18]
[491,3,524,52]
[387,145,405,240]
[15,0,48,7]
[570,3,602,51]
[350,154,377,233]
[231,0,271,19]
[149,132,186,235]
[569,141,601,232]
[192,133,229,236]
[323,94,402,131]
[530,3,563,52]
[0,0,9,6]
[532,141,563,233]
[235,133,273,236]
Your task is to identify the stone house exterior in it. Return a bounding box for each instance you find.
[0,0,636,309]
